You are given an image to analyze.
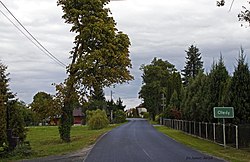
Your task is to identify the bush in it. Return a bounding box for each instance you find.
[0,141,32,158]
[113,110,126,124]
[142,112,149,119]
[87,109,109,130]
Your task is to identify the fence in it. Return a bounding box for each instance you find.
[161,118,250,149]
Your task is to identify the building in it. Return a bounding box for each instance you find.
[49,108,85,125]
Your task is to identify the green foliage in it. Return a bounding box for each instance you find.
[139,57,182,120]
[181,55,230,122]
[142,112,149,119]
[182,44,203,86]
[0,61,28,151]
[3,141,33,158]
[19,104,37,126]
[88,86,107,111]
[9,101,27,142]
[230,48,250,124]
[180,50,250,124]
[87,109,109,130]
[113,110,126,124]
[116,98,126,111]
[57,0,133,89]
[30,92,60,122]
[57,0,133,142]
[55,81,77,142]
[204,55,230,122]
[155,114,161,123]
[59,123,72,142]
[0,62,9,147]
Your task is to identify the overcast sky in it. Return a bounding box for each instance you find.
[0,0,249,109]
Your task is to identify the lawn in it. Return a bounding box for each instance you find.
[155,126,250,162]
[0,124,121,161]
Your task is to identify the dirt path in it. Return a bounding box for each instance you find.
[19,145,93,162]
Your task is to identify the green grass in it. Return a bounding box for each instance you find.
[149,120,159,125]
[155,126,250,162]
[0,124,121,161]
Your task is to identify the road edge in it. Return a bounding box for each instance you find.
[83,121,130,162]
[153,124,227,162]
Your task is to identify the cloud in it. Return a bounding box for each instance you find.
[0,0,249,108]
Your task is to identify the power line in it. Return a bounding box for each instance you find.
[228,0,235,12]
[0,1,67,68]
[0,9,60,65]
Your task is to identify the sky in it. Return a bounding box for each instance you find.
[0,0,249,109]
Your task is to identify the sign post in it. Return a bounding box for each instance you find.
[213,107,234,148]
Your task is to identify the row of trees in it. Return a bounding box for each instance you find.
[0,58,127,151]
[139,45,250,124]
[29,90,126,125]
[2,0,133,146]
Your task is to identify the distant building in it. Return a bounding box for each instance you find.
[49,108,85,125]
[73,108,84,125]
[136,104,147,118]
[126,104,147,118]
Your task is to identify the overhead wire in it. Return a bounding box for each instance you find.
[0,9,60,65]
[229,0,235,12]
[0,1,67,68]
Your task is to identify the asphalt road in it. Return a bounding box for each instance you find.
[84,118,225,162]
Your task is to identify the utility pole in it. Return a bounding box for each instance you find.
[111,90,114,101]
[110,90,114,121]
[161,93,166,112]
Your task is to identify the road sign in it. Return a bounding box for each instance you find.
[213,107,234,118]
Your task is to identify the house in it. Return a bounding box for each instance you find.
[49,108,85,126]
[137,107,147,118]
[73,108,84,125]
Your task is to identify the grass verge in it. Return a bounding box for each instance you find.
[155,126,250,162]
[0,124,121,162]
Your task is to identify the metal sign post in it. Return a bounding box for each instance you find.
[213,107,234,148]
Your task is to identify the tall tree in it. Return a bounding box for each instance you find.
[0,61,26,150]
[204,55,230,122]
[230,48,250,124]
[57,0,133,142]
[139,58,180,120]
[182,72,208,121]
[0,61,9,148]
[88,86,106,110]
[116,98,126,111]
[30,92,60,122]
[182,45,203,86]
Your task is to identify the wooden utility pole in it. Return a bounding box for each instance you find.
[161,93,166,112]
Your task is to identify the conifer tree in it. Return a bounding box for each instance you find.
[0,62,9,147]
[205,55,230,122]
[0,61,26,150]
[230,48,250,124]
[182,45,203,85]
[88,86,106,110]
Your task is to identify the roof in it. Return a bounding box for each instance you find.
[73,108,84,117]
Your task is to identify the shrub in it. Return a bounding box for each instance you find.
[113,110,126,123]
[142,112,149,119]
[87,109,109,130]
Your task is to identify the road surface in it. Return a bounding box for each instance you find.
[85,118,225,162]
